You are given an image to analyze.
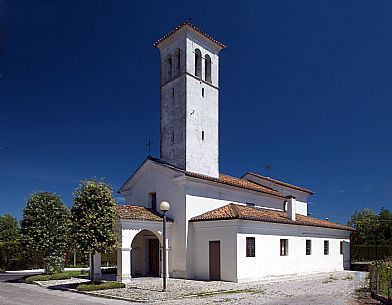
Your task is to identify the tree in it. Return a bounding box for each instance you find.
[349,208,379,245]
[21,192,70,273]
[71,178,117,281]
[0,214,20,271]
[378,207,392,245]
[0,214,19,243]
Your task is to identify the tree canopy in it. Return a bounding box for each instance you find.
[21,192,70,272]
[0,214,19,243]
[349,207,392,246]
[71,179,117,256]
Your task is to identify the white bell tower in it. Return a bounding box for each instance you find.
[154,22,226,178]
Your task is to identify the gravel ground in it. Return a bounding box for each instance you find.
[36,271,369,305]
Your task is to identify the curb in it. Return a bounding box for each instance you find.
[31,281,148,303]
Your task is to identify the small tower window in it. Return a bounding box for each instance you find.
[175,48,181,73]
[171,131,174,143]
[195,49,202,78]
[205,54,211,83]
[172,88,175,98]
[201,88,204,97]
[202,131,205,141]
[168,56,172,79]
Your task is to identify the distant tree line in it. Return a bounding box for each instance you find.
[0,178,117,279]
[349,207,392,261]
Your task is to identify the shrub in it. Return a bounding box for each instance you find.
[76,281,125,291]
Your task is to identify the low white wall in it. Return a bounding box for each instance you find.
[236,221,351,282]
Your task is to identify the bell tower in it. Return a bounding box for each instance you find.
[154,22,226,178]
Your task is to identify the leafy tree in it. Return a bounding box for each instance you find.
[0,214,20,271]
[0,214,19,242]
[349,208,379,245]
[378,207,392,245]
[71,179,117,281]
[21,192,70,273]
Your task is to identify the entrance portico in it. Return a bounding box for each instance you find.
[116,205,172,283]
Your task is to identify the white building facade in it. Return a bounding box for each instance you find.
[112,22,353,283]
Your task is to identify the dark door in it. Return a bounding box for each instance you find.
[148,239,159,276]
[209,241,221,281]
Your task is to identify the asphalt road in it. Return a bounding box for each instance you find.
[0,273,137,305]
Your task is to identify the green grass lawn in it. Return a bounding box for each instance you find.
[73,281,125,291]
[25,270,88,284]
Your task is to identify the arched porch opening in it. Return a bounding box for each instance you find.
[131,229,161,277]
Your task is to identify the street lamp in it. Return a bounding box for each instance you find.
[160,201,170,291]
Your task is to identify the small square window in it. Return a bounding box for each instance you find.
[324,240,329,255]
[306,240,311,255]
[280,239,288,256]
[246,237,255,257]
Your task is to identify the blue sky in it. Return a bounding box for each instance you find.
[1,0,391,222]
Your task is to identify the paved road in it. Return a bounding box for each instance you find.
[0,273,138,305]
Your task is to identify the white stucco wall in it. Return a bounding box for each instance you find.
[120,161,186,277]
[191,220,238,282]
[236,221,351,282]
[191,219,351,283]
[243,173,311,216]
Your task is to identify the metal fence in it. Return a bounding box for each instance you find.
[369,261,392,304]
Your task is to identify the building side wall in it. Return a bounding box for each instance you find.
[121,164,187,277]
[236,221,351,282]
[192,220,238,282]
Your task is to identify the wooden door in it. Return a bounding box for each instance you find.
[148,239,159,276]
[209,241,221,281]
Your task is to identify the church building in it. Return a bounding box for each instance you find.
[113,22,353,283]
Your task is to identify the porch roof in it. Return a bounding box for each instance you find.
[116,205,173,222]
[190,203,354,231]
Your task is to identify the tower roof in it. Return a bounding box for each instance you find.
[153,21,227,49]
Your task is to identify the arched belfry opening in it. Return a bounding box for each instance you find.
[131,230,161,277]
[195,49,202,78]
[205,54,211,83]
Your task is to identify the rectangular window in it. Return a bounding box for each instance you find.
[202,88,205,97]
[306,239,311,255]
[280,239,288,256]
[324,240,329,255]
[246,237,255,257]
[148,192,157,211]
[172,88,175,98]
[340,241,343,255]
[202,131,205,141]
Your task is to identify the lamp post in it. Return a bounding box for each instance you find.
[160,201,170,292]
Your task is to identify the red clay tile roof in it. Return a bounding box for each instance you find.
[190,204,354,231]
[116,205,173,222]
[142,157,285,198]
[185,172,285,198]
[153,21,226,49]
[243,172,315,195]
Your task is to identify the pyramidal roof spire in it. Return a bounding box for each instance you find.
[153,21,227,49]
